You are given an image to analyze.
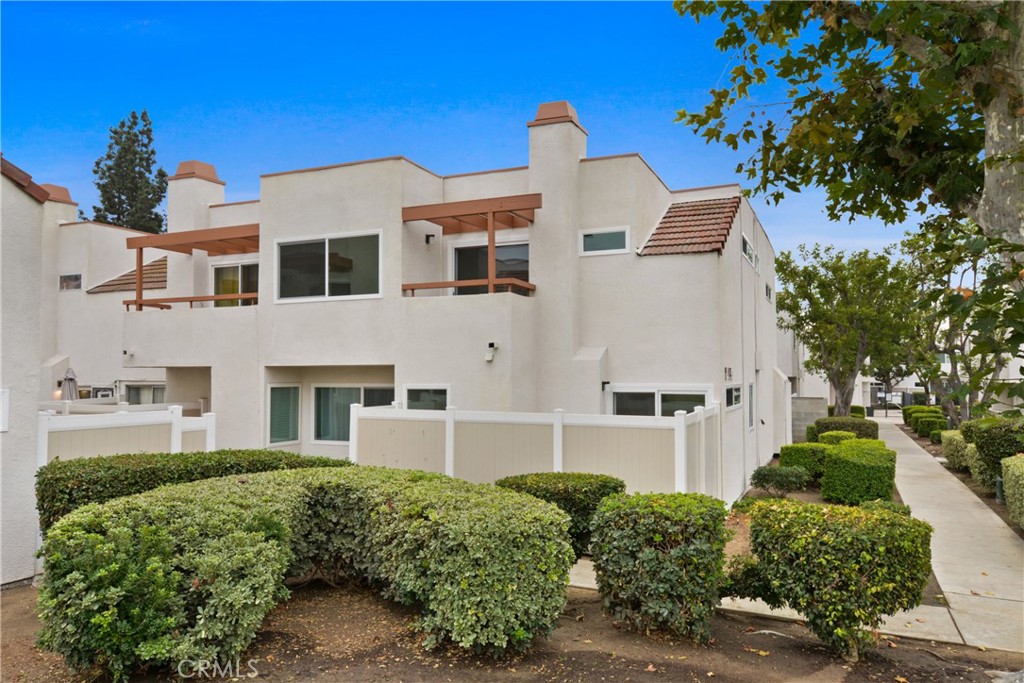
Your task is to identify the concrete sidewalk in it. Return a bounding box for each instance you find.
[569,416,1024,652]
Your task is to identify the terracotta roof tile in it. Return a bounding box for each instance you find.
[641,197,741,256]
[87,256,167,294]
[1,155,50,203]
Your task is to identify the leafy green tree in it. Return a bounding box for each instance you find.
[777,245,919,416]
[674,1,1023,246]
[89,110,168,234]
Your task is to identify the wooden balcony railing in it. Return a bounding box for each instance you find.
[122,293,258,311]
[401,278,536,297]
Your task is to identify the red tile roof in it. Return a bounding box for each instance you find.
[1,155,50,203]
[87,256,167,294]
[641,197,741,256]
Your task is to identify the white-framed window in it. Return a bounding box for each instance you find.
[765,283,773,302]
[124,384,166,405]
[604,383,712,416]
[747,382,755,429]
[59,274,82,291]
[276,231,381,302]
[741,236,759,269]
[312,385,395,442]
[213,262,259,307]
[405,385,449,410]
[579,226,630,256]
[725,385,742,409]
[268,384,300,445]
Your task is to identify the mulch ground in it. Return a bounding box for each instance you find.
[4,580,1022,683]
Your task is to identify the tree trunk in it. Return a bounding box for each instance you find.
[832,373,857,416]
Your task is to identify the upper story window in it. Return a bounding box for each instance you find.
[59,274,82,291]
[741,236,759,269]
[580,227,629,256]
[454,243,529,295]
[765,283,773,302]
[725,385,742,408]
[278,231,381,301]
[214,263,258,307]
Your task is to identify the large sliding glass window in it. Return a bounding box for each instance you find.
[214,263,258,306]
[269,386,300,444]
[314,386,394,442]
[613,390,706,416]
[454,243,529,295]
[279,233,380,300]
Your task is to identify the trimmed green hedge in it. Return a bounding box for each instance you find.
[750,465,810,497]
[814,417,879,440]
[36,449,350,531]
[917,417,947,438]
[806,424,819,443]
[38,467,574,680]
[590,493,729,643]
[973,418,1024,486]
[941,431,968,470]
[930,430,943,444]
[959,419,985,444]
[821,439,896,505]
[1003,455,1024,529]
[860,499,912,516]
[495,472,625,558]
[779,443,832,480]
[827,405,866,418]
[727,499,932,661]
[965,443,994,488]
[902,405,942,425]
[819,430,857,445]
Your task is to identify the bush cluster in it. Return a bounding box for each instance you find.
[972,418,1024,486]
[930,430,943,444]
[590,493,729,643]
[805,424,819,443]
[728,499,932,661]
[495,472,625,558]
[1003,455,1024,528]
[818,430,857,445]
[815,417,878,440]
[38,467,574,680]
[902,404,942,425]
[36,449,349,531]
[778,443,832,480]
[917,417,947,437]
[860,499,912,516]
[821,439,896,505]
[941,431,969,471]
[959,419,985,444]
[749,465,810,497]
[965,443,994,488]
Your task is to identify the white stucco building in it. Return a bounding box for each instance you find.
[120,102,785,468]
[1,155,167,583]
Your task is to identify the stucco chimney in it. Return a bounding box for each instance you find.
[167,160,225,233]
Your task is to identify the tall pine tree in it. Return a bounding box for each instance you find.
[90,110,168,233]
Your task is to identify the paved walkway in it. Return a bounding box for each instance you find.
[569,416,1024,653]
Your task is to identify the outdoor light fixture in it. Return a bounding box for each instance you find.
[724,367,733,381]
[425,234,435,245]
[485,341,498,362]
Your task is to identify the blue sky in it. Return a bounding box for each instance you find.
[1,1,915,255]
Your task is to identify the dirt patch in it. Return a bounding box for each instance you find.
[897,423,1024,540]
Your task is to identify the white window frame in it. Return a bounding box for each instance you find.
[310,384,395,444]
[741,235,759,270]
[267,383,301,446]
[725,384,743,412]
[211,258,260,305]
[579,226,631,257]
[274,230,384,304]
[747,382,755,430]
[446,230,530,283]
[603,383,714,416]
[403,384,451,411]
[122,383,167,405]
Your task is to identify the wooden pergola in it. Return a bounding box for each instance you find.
[401,193,542,296]
[123,224,260,310]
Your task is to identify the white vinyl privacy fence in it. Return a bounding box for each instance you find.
[37,405,216,466]
[350,403,732,500]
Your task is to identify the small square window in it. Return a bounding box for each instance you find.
[726,386,742,407]
[59,274,82,291]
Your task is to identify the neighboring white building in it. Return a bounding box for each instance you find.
[1,155,167,584]
[121,102,786,470]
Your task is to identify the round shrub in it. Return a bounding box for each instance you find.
[821,439,896,505]
[814,416,879,440]
[1002,454,1024,529]
[39,467,574,680]
[495,472,625,558]
[35,448,350,531]
[590,493,729,643]
[779,442,832,480]
[941,430,969,470]
[732,499,932,661]
[818,430,857,445]
[749,465,810,497]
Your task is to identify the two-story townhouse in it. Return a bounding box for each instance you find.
[121,102,785,493]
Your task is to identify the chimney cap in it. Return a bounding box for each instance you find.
[169,160,225,185]
[39,183,77,205]
[527,101,587,134]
